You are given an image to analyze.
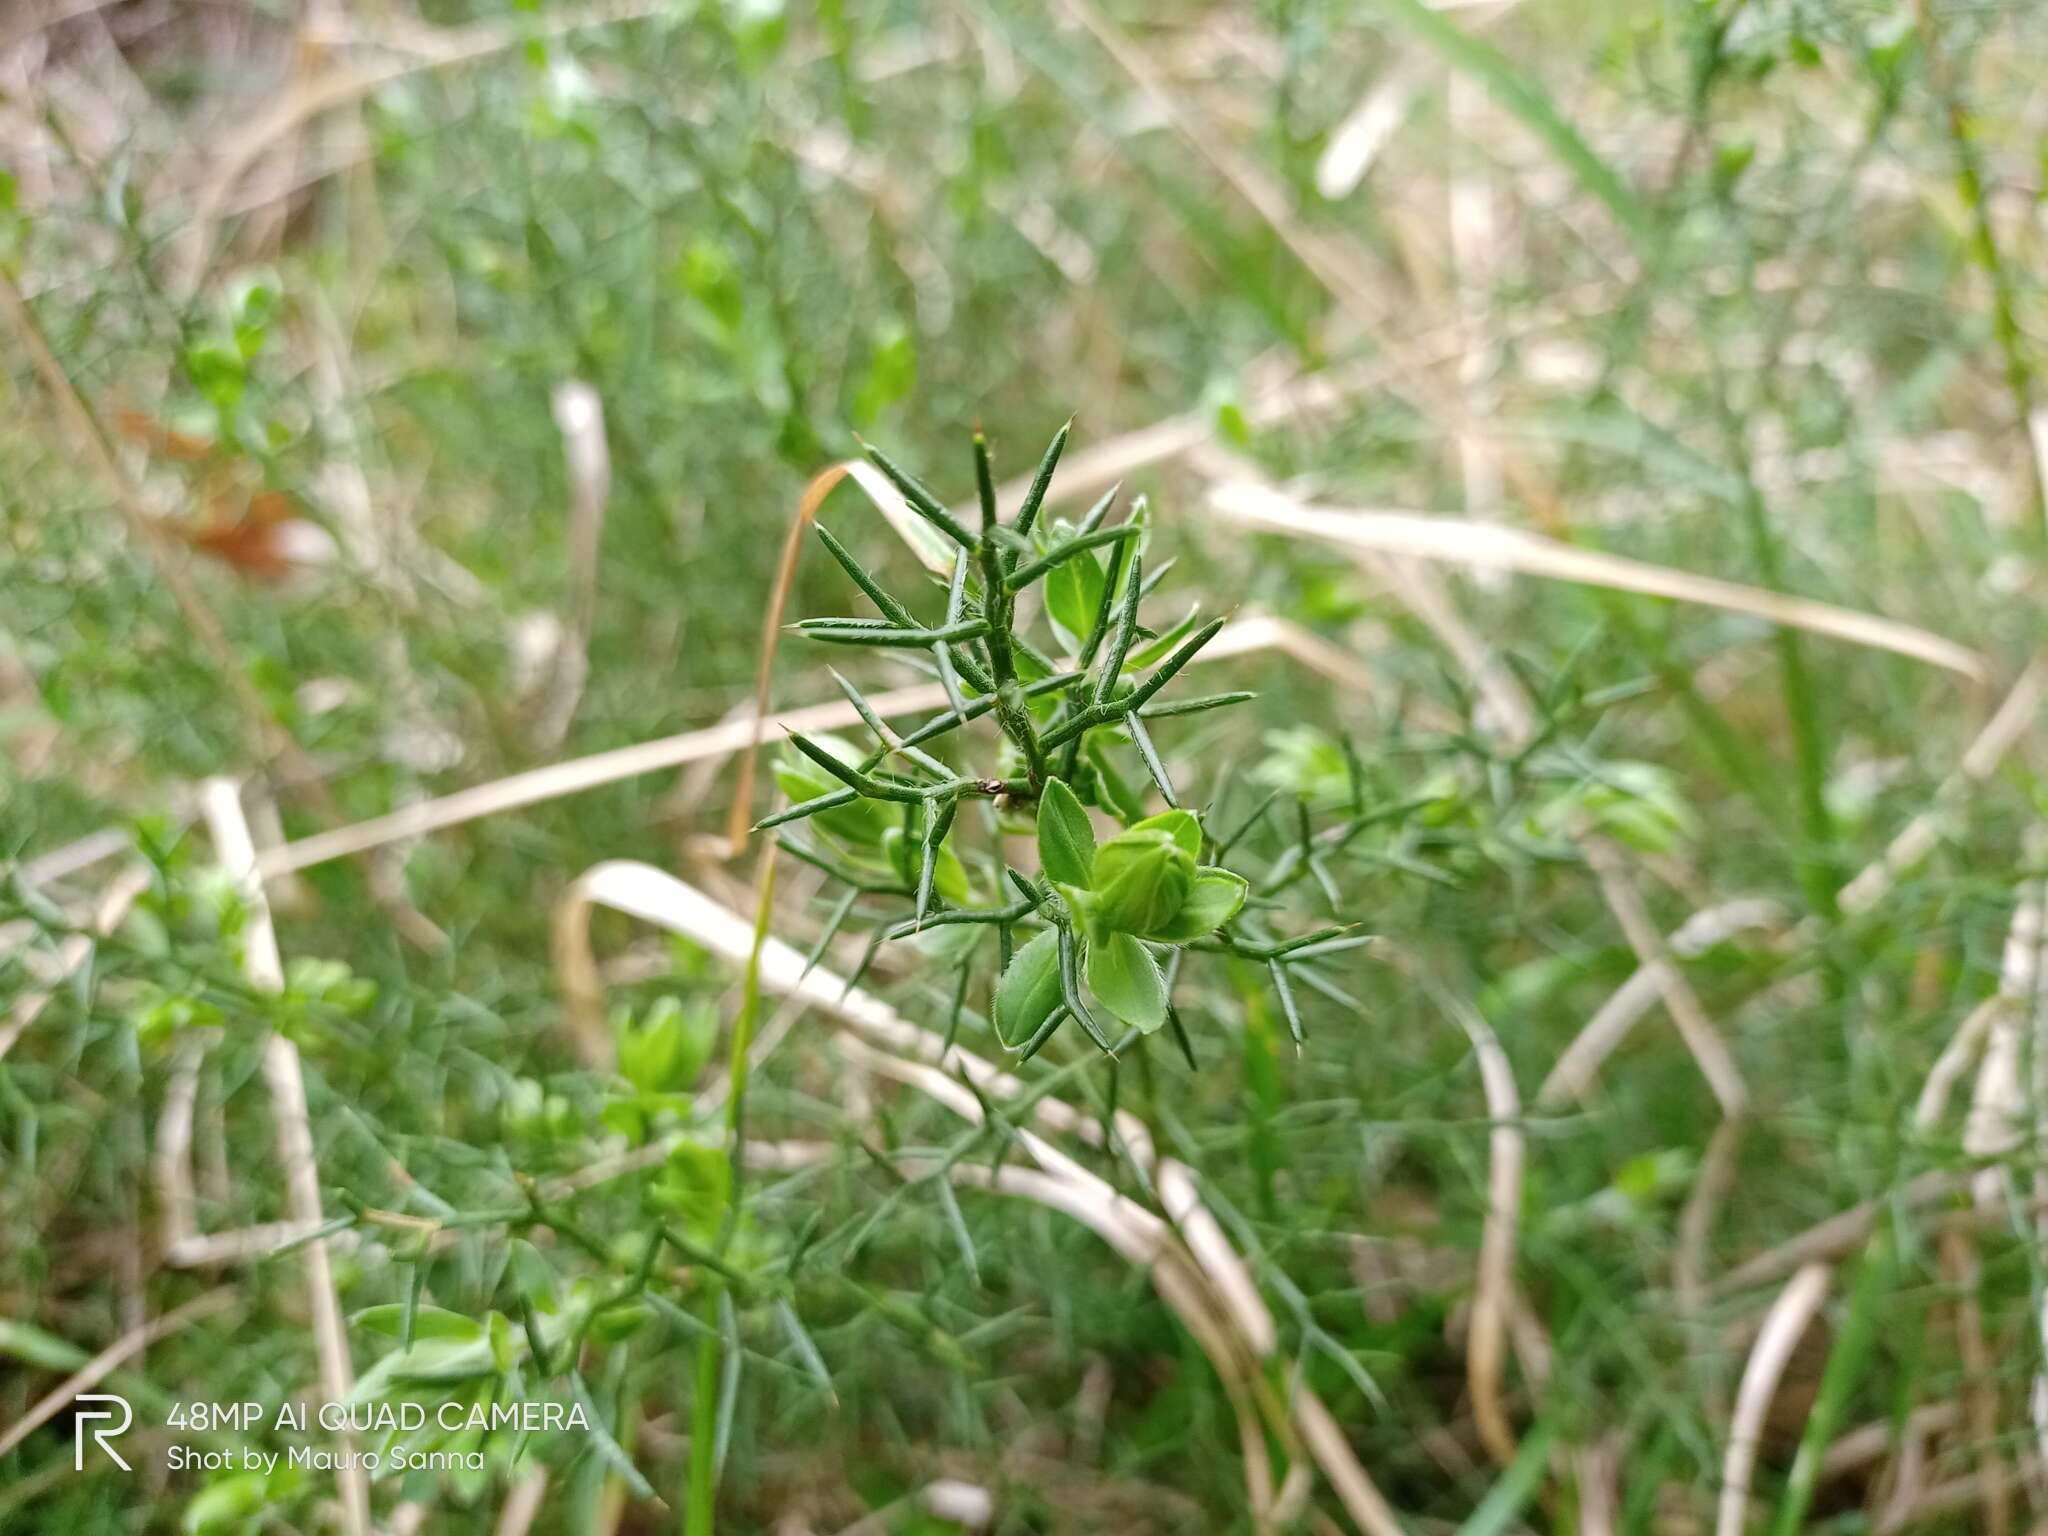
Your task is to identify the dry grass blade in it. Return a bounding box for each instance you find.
[1916,996,2005,1133]
[1676,1119,1744,1320]
[494,1469,550,1536]
[1961,888,2042,1194]
[1316,59,1429,199]
[1582,838,1748,1118]
[1711,1172,1964,1297]
[530,380,610,752]
[200,779,369,1536]
[1441,992,1525,1467]
[1209,481,1987,678]
[1717,1263,1831,1536]
[1938,1222,2012,1536]
[264,679,943,878]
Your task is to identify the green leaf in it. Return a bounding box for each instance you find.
[618,997,717,1095]
[0,1317,91,1372]
[1085,932,1167,1033]
[1036,777,1097,887]
[183,1473,274,1534]
[1145,868,1248,942]
[348,1336,497,1402]
[1044,560,1104,652]
[994,927,1063,1044]
[350,1304,483,1342]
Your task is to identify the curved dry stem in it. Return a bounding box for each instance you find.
[1458,999,1523,1466]
[1916,996,2006,1134]
[1440,991,1525,1468]
[1675,1119,1745,1321]
[1938,1221,2012,1536]
[199,779,370,1536]
[726,463,844,852]
[1582,838,1748,1119]
[1717,1263,1831,1536]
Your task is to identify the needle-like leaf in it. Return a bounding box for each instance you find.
[797,617,988,648]
[1139,690,1255,720]
[1268,958,1306,1046]
[801,887,860,978]
[1012,419,1072,542]
[858,438,978,547]
[815,523,917,627]
[1005,523,1140,591]
[1095,553,1144,707]
[755,786,860,831]
[1128,714,1176,807]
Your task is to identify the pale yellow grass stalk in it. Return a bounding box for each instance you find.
[1207,480,1986,678]
[200,779,369,1536]
[1717,1263,1832,1536]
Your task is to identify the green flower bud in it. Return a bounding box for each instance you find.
[1089,826,1193,937]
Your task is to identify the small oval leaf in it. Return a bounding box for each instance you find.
[995,928,1064,1044]
[350,1304,483,1343]
[1036,777,1097,888]
[1145,867,1249,942]
[1085,932,1167,1033]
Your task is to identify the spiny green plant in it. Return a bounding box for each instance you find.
[765,422,1371,1059]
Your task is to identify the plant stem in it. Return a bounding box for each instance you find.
[685,1330,720,1535]
[685,842,778,1534]
[1916,0,2046,541]
[972,434,1049,786]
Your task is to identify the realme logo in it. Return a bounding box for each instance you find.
[73,1394,132,1471]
